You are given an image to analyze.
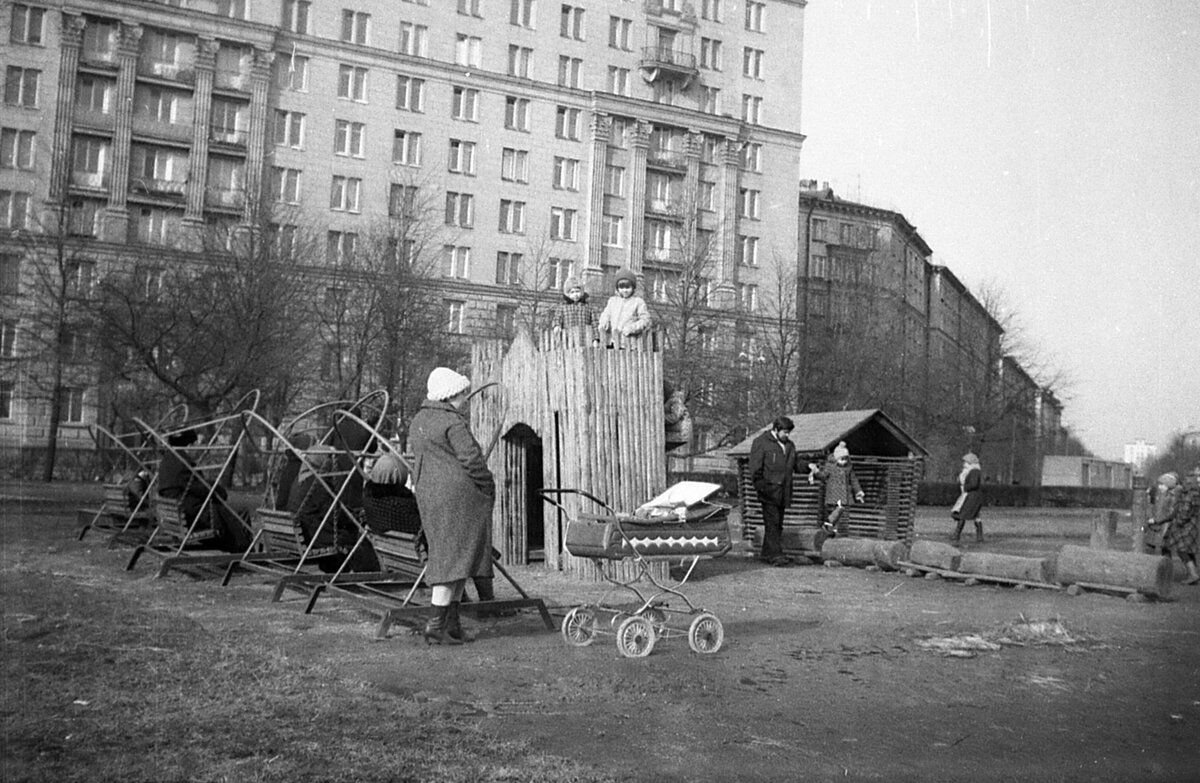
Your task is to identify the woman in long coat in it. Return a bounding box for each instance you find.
[408,367,495,644]
[951,452,985,544]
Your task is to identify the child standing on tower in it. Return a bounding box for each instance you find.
[597,268,651,347]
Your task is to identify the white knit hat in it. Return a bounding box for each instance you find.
[427,367,471,401]
[833,442,850,461]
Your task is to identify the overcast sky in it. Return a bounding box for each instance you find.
[798,0,1200,461]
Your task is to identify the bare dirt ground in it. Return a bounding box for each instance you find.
[4,482,1200,782]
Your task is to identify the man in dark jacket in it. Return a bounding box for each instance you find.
[748,416,799,566]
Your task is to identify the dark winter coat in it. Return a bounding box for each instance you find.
[409,399,495,584]
[812,459,864,508]
[748,431,799,509]
[953,466,984,521]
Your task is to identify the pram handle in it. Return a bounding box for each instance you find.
[537,488,614,515]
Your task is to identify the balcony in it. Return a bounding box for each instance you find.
[131,178,186,198]
[647,148,687,170]
[71,171,109,190]
[639,46,698,86]
[645,197,681,217]
[79,48,118,69]
[209,127,248,147]
[213,71,250,92]
[205,187,246,210]
[137,61,196,86]
[132,116,193,143]
[74,108,116,132]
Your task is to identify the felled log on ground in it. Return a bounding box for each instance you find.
[782,527,829,556]
[821,537,908,571]
[958,552,1053,584]
[1055,544,1172,598]
[908,540,962,572]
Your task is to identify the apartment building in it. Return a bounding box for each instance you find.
[0,0,808,453]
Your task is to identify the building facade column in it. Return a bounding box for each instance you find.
[626,121,651,275]
[684,131,702,255]
[711,136,741,309]
[103,22,142,241]
[583,110,610,281]
[185,37,217,224]
[49,13,86,202]
[242,47,273,225]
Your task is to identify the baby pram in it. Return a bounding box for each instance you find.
[541,481,731,658]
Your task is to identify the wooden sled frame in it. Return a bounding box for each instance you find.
[125,390,263,577]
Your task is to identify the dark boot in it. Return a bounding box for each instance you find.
[974,521,984,543]
[474,577,495,602]
[423,604,463,646]
[952,519,965,543]
[445,601,475,643]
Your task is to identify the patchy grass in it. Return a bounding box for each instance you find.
[1,569,616,783]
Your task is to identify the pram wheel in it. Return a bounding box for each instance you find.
[687,613,724,655]
[561,607,597,647]
[639,606,667,631]
[616,616,656,658]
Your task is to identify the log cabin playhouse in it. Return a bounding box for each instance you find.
[727,410,928,559]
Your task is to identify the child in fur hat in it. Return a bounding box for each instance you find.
[548,276,597,338]
[808,441,865,536]
[597,268,651,346]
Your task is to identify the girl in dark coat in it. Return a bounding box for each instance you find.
[409,367,496,644]
[951,452,984,543]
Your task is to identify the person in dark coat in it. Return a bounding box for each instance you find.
[1165,466,1200,585]
[807,441,865,537]
[547,275,597,339]
[951,452,985,544]
[157,428,250,551]
[409,367,496,644]
[748,416,800,567]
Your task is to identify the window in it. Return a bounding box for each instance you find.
[272,167,301,203]
[10,4,45,45]
[0,129,35,170]
[558,56,582,88]
[507,45,532,78]
[495,251,522,285]
[604,164,625,197]
[811,217,828,242]
[396,75,425,111]
[68,200,100,236]
[739,188,760,219]
[549,206,576,240]
[698,180,715,211]
[745,0,765,31]
[144,31,179,70]
[699,38,722,70]
[609,117,631,148]
[601,215,623,247]
[75,75,113,113]
[269,223,298,257]
[701,0,722,22]
[282,0,310,33]
[341,10,370,44]
[388,183,417,217]
[452,86,479,121]
[510,0,535,28]
[211,99,244,138]
[810,254,828,279]
[742,94,762,124]
[548,257,572,290]
[274,110,304,148]
[501,147,529,183]
[560,5,584,39]
[448,139,476,174]
[608,16,632,50]
[326,231,358,264]
[333,120,365,157]
[496,304,516,335]
[738,283,758,311]
[498,200,526,233]
[651,80,677,105]
[4,67,40,108]
[0,382,12,420]
[134,86,179,124]
[504,96,530,131]
[444,246,470,278]
[458,0,482,16]
[701,136,720,163]
[275,52,309,91]
[738,235,759,267]
[330,176,362,212]
[743,47,764,79]
[216,0,247,19]
[73,137,108,176]
[607,66,630,96]
[646,220,671,257]
[742,142,762,172]
[393,130,421,165]
[444,192,474,227]
[552,156,579,190]
[131,208,174,246]
[455,34,482,67]
[399,22,429,56]
[446,300,466,333]
[555,106,581,140]
[337,65,367,101]
[0,191,31,230]
[64,389,85,424]
[700,86,720,114]
[1,320,15,357]
[0,254,19,294]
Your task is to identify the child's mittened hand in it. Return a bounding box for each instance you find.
[855,491,865,503]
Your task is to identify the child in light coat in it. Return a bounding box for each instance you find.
[597,268,651,346]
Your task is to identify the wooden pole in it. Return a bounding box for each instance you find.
[1055,544,1172,598]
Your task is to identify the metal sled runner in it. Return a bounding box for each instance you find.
[542,482,731,658]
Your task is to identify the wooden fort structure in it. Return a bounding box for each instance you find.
[727,410,927,557]
[470,328,668,580]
